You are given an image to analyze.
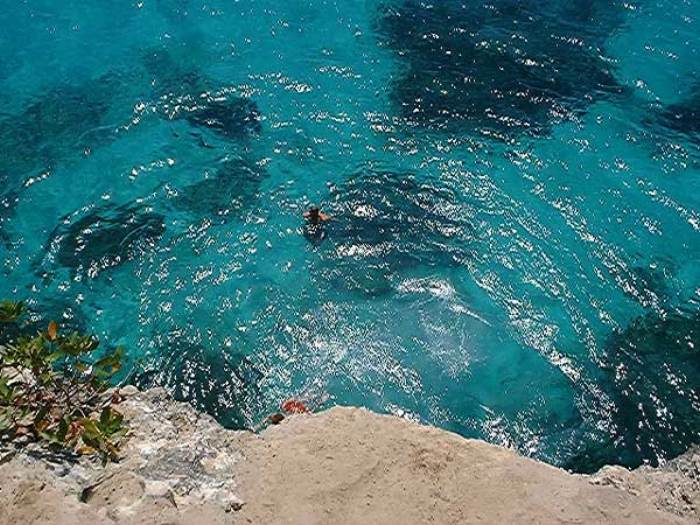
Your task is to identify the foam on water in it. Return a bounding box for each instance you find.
[0,0,699,472]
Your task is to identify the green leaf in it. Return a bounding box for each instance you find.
[98,407,124,436]
[55,332,99,356]
[99,407,110,427]
[0,301,24,323]
[0,377,11,400]
[80,418,101,440]
[0,297,128,463]
[33,405,50,427]
[56,417,69,442]
[94,352,122,377]
[47,351,64,363]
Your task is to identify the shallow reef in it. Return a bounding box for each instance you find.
[0,74,122,181]
[566,306,700,472]
[172,158,266,223]
[168,95,262,139]
[314,167,476,296]
[133,334,263,429]
[375,0,628,136]
[652,84,700,139]
[37,203,165,279]
[0,73,128,248]
[143,47,262,140]
[624,258,677,310]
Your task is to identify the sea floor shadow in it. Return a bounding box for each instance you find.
[36,202,165,280]
[565,306,700,472]
[132,332,264,429]
[375,0,629,137]
[315,167,477,297]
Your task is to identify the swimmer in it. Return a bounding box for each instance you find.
[303,206,332,225]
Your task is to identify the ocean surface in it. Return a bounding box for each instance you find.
[1,0,699,472]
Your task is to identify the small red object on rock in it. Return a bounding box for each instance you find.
[281,399,309,414]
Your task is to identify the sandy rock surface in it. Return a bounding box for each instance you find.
[1,389,698,525]
[237,407,698,525]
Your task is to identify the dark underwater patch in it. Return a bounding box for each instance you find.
[39,203,165,279]
[626,258,675,309]
[143,48,262,140]
[0,189,19,248]
[133,334,263,429]
[164,94,262,139]
[318,168,476,296]
[173,158,266,221]
[0,74,121,180]
[650,85,700,139]
[142,48,202,98]
[565,307,700,472]
[375,0,627,136]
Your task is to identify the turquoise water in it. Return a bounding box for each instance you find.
[1,1,699,472]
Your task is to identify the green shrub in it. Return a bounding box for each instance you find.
[0,300,127,463]
[0,300,25,324]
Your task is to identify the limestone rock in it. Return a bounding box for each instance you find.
[1,389,697,525]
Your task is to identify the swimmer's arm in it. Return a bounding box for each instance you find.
[319,212,332,221]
